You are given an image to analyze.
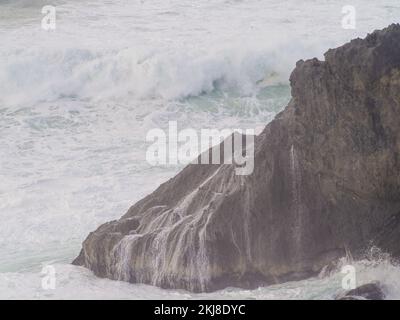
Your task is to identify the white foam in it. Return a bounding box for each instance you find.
[2,0,398,107]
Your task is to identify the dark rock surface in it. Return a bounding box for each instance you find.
[337,282,386,300]
[74,24,400,292]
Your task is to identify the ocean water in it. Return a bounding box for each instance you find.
[0,0,400,299]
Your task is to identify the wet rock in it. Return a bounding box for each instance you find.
[74,24,400,292]
[337,282,386,300]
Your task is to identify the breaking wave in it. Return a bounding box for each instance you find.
[0,42,313,107]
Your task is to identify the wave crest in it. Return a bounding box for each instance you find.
[0,42,314,107]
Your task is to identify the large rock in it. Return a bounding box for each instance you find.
[73,24,400,292]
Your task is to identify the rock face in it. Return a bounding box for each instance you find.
[74,24,400,292]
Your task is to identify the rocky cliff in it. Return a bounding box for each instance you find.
[73,24,400,292]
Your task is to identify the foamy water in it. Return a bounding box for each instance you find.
[1,0,400,299]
